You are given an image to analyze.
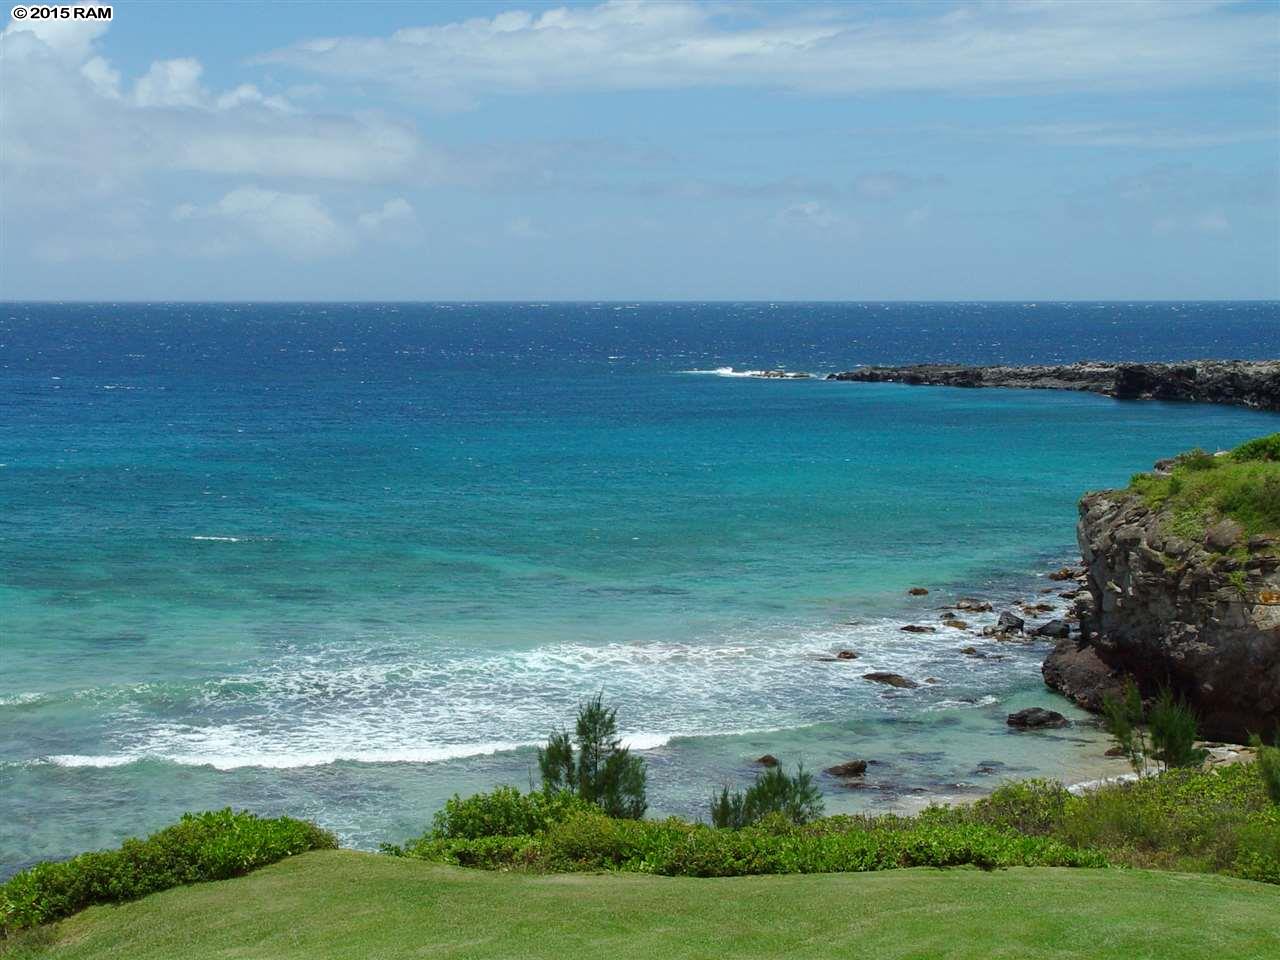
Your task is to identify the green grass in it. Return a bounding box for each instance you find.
[6,850,1278,960]
[1128,434,1280,540]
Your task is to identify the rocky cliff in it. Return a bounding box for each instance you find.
[1045,482,1280,742]
[826,360,1280,411]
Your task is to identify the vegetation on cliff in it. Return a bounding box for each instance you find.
[1128,433,1280,540]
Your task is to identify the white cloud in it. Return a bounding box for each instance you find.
[777,201,840,229]
[358,198,415,229]
[132,58,206,108]
[1016,122,1279,150]
[174,187,351,259]
[0,14,432,197]
[258,0,1277,107]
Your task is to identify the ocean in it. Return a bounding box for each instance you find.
[2,300,1277,874]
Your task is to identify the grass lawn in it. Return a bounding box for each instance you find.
[6,850,1278,960]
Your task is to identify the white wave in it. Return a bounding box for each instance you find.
[39,734,685,771]
[45,754,140,768]
[0,692,48,707]
[682,367,766,377]
[190,535,243,542]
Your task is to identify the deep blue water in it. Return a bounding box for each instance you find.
[2,301,1277,874]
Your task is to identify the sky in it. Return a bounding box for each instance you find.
[1,0,1277,301]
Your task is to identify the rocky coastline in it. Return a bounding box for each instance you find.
[825,359,1280,411]
[1044,478,1280,742]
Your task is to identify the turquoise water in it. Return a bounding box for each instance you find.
[2,301,1277,873]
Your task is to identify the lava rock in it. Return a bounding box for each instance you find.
[825,760,868,777]
[997,611,1025,634]
[1006,707,1069,729]
[863,672,919,689]
[1034,619,1071,639]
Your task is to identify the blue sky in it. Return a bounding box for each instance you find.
[2,0,1277,300]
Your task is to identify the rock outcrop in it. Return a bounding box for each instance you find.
[1054,488,1280,741]
[826,360,1280,411]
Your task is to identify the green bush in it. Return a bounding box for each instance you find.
[1232,433,1280,463]
[710,764,824,829]
[1252,732,1280,805]
[427,786,595,841]
[1101,682,1207,776]
[0,810,336,935]
[538,694,648,819]
[1232,808,1280,884]
[964,779,1071,836]
[1129,434,1280,538]
[398,809,1105,878]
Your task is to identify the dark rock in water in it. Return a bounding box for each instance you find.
[1048,567,1079,581]
[863,672,919,689]
[1041,637,1125,712]
[1072,484,1280,741]
[1104,746,1127,758]
[825,760,868,777]
[755,754,779,767]
[817,649,859,662]
[1022,602,1055,614]
[997,611,1025,633]
[1034,619,1071,639]
[908,587,929,596]
[1006,707,1069,729]
[900,624,936,634]
[751,370,811,379]
[955,598,993,612]
[960,646,984,657]
[825,360,1280,412]
[942,618,969,630]
[924,677,941,684]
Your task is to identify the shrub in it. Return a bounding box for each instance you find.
[1129,436,1280,538]
[709,764,824,829]
[538,694,648,819]
[1233,808,1280,884]
[1102,682,1206,776]
[964,779,1071,836]
[1232,433,1280,463]
[426,786,594,841]
[1148,689,1209,770]
[0,810,336,935]
[1252,732,1280,806]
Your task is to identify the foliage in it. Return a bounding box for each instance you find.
[0,809,336,936]
[1232,434,1280,463]
[945,761,1275,881]
[391,757,1279,886]
[1101,681,1206,776]
[710,764,824,829]
[537,694,647,819]
[427,786,595,842]
[398,810,1104,877]
[1148,689,1210,770]
[1128,433,1280,538]
[1252,731,1280,806]
[1102,680,1149,775]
